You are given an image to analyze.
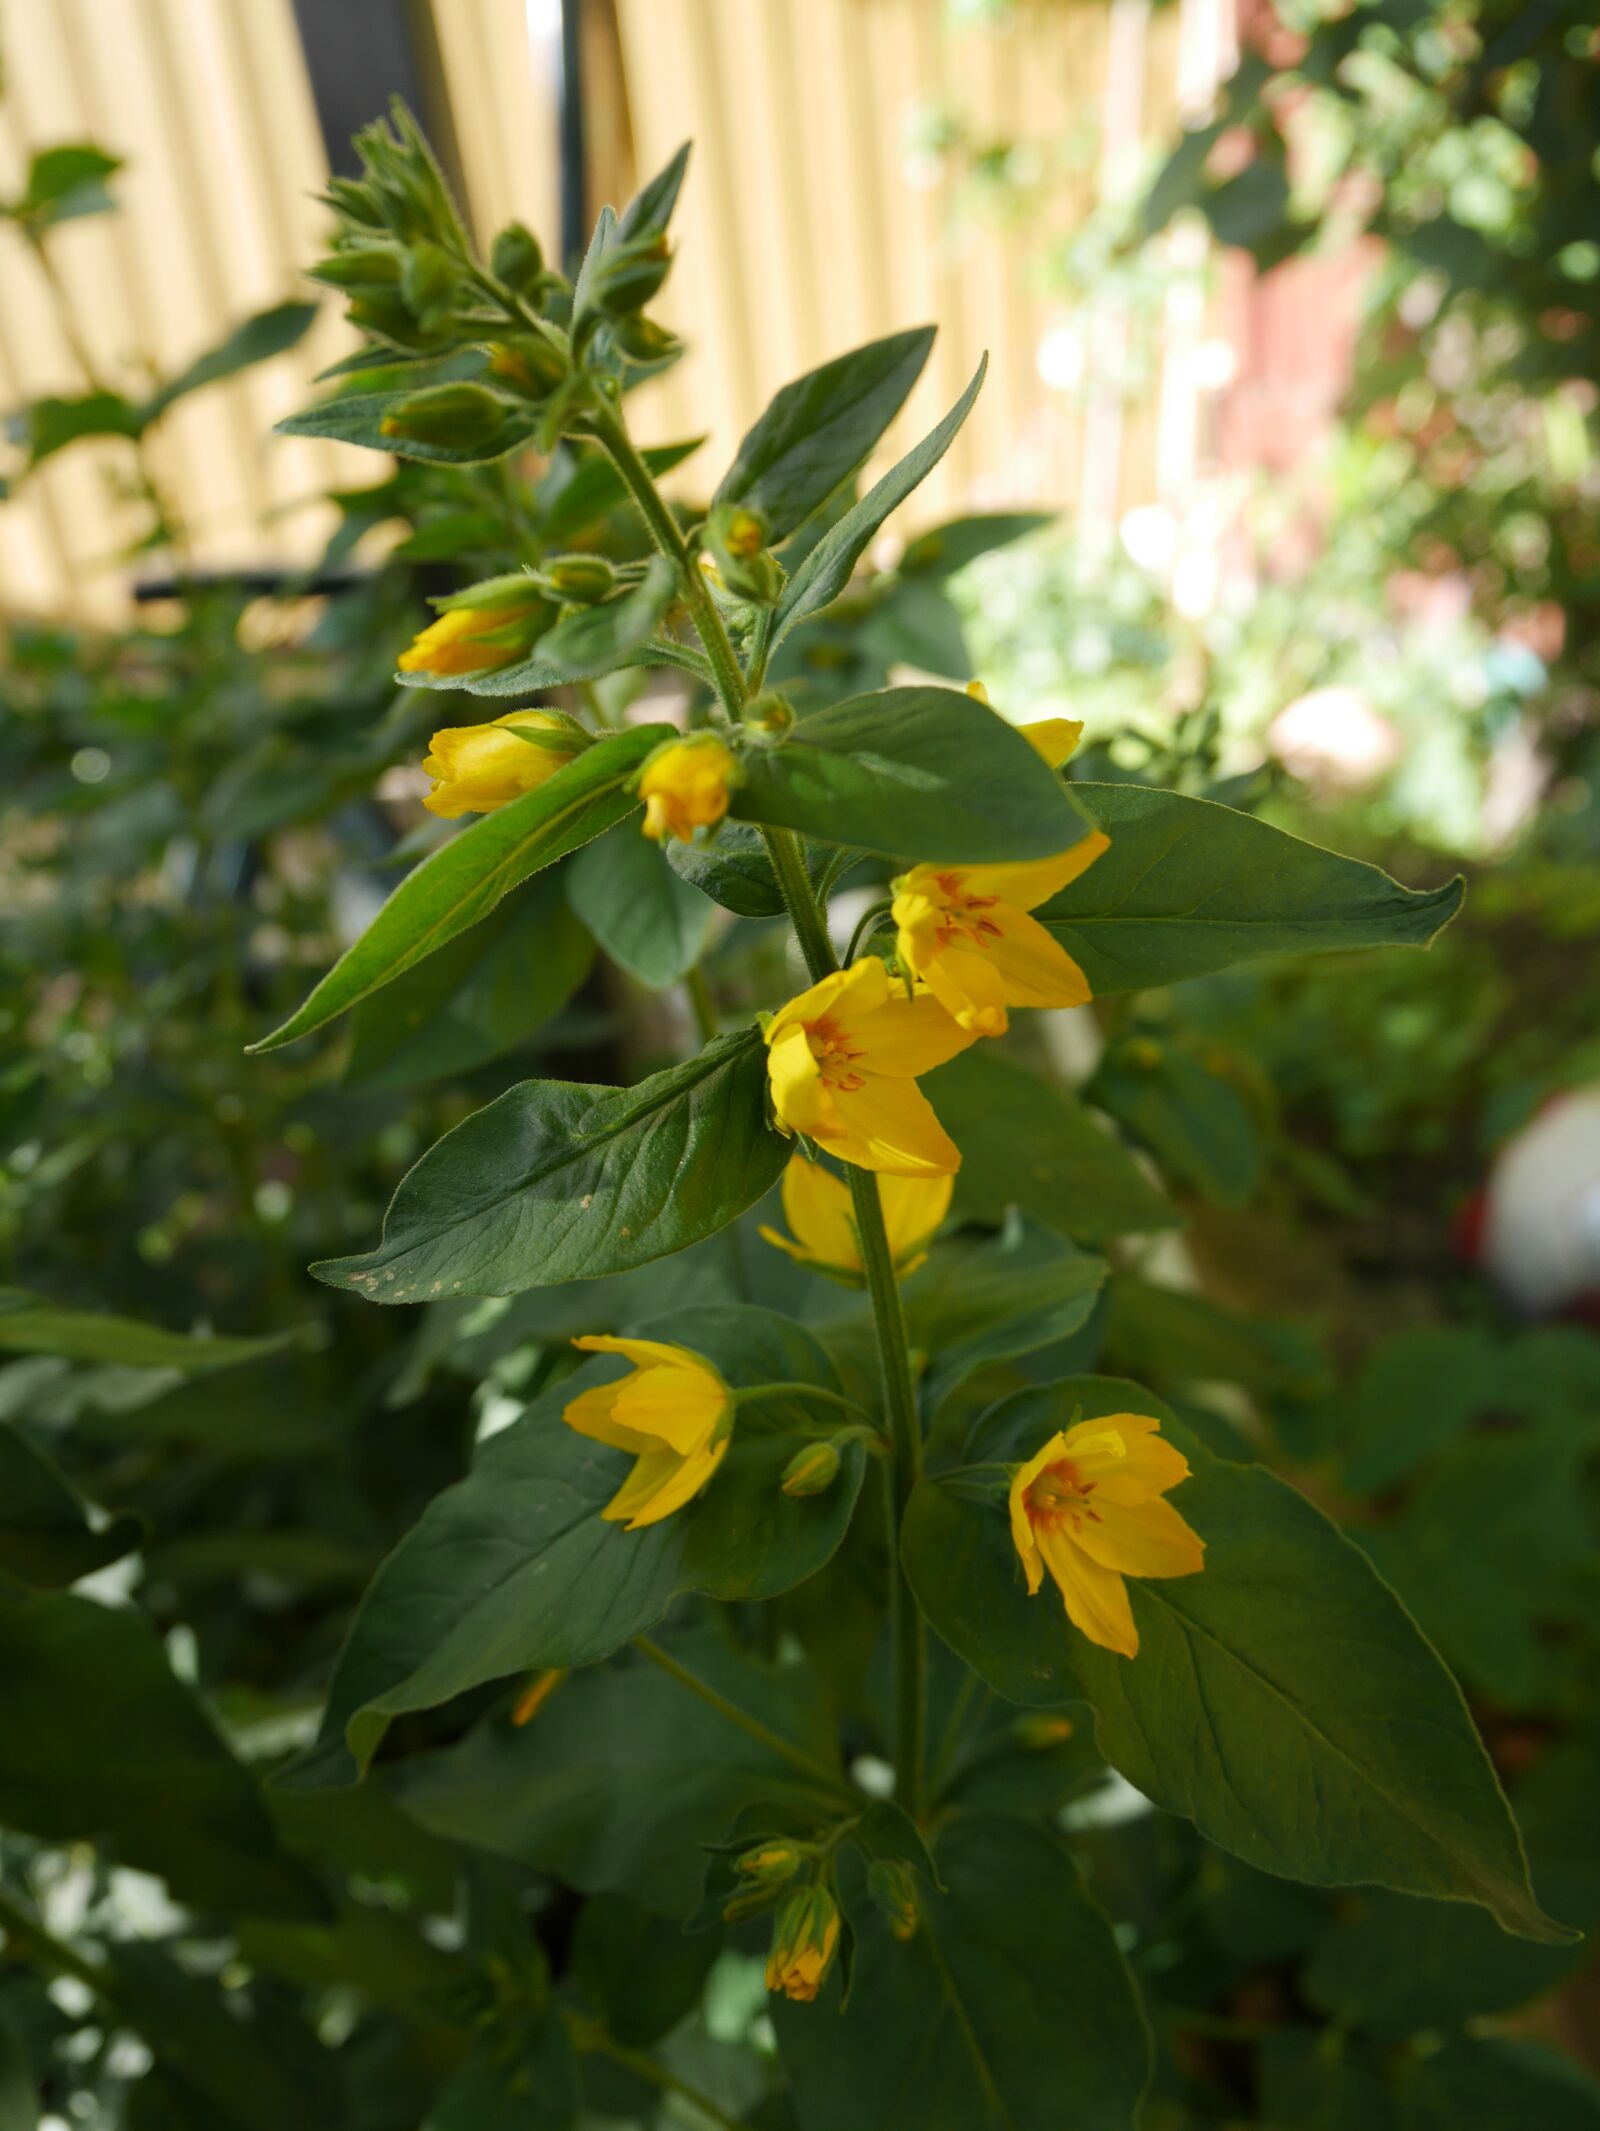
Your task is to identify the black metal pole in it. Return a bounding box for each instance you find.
[558,0,588,268]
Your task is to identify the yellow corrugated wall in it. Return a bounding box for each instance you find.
[0,0,1231,621]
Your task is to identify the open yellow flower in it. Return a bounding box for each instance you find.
[766,1886,841,2003]
[398,593,551,677]
[1009,1413,1204,1658]
[764,958,977,1177]
[562,1335,732,1529]
[759,1155,951,1282]
[420,710,581,819]
[638,734,736,843]
[890,834,1110,1037]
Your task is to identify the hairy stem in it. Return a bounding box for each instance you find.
[588,395,747,716]
[633,1635,856,1803]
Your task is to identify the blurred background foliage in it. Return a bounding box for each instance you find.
[1,1,1597,2126]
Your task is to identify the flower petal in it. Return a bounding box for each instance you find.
[1037,1526,1139,1657]
[766,1020,835,1140]
[845,988,979,1078]
[957,831,1110,911]
[779,1156,861,1272]
[878,1171,953,1264]
[1073,1492,1205,1579]
[604,1437,728,1528]
[1022,717,1084,768]
[978,905,1093,1010]
[563,1381,662,1456]
[828,1072,962,1176]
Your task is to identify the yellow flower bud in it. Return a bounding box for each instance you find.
[765,1886,841,2003]
[780,1440,841,1498]
[420,710,582,820]
[1013,1712,1076,1751]
[637,735,736,845]
[736,1839,805,1886]
[398,588,554,678]
[866,1858,919,1942]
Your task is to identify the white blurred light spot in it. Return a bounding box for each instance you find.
[1190,337,1238,391]
[1036,319,1084,391]
[525,0,561,40]
[1060,1770,1154,1831]
[1119,504,1178,576]
[1482,1091,1600,1315]
[1267,686,1400,790]
[70,747,111,785]
[1171,546,1220,620]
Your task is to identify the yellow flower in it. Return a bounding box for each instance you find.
[638,735,736,843]
[562,1335,732,1529]
[766,1886,841,2003]
[398,595,550,677]
[764,959,977,1178]
[420,710,581,820]
[759,1155,951,1282]
[1008,1413,1205,1658]
[964,682,1082,769]
[890,835,1110,1037]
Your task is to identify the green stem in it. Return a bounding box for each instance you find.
[0,1886,119,2002]
[588,396,747,716]
[573,2020,753,2131]
[763,827,835,981]
[848,1165,927,1818]
[684,962,719,1043]
[633,1635,856,1804]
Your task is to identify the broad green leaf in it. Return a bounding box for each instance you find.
[714,327,934,543]
[396,555,677,697]
[398,1631,839,1914]
[902,1378,1568,1943]
[566,821,713,987]
[12,390,144,467]
[314,1030,787,1302]
[287,1308,864,1786]
[731,684,1091,861]
[923,1048,1178,1243]
[773,357,988,644]
[665,820,832,919]
[424,2025,577,2131]
[1302,1888,1579,2038]
[276,376,535,464]
[144,301,317,422]
[1088,1036,1263,1207]
[899,511,1054,578]
[10,142,122,226]
[1042,784,1464,991]
[1396,2036,1600,2131]
[903,1213,1107,1417]
[250,725,671,1052]
[571,1894,721,2045]
[772,1816,1150,2131]
[618,140,691,244]
[344,872,593,1091]
[0,1420,143,1586]
[859,576,974,680]
[0,1587,320,1918]
[0,1290,293,1372]
[1102,1276,1328,1400]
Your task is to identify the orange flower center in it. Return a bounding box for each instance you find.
[1026,1459,1102,1536]
[806,1013,867,1093]
[931,872,1004,951]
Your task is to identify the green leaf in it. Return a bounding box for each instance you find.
[566,821,713,987]
[287,1308,864,1786]
[1398,2037,1600,2131]
[1041,784,1465,991]
[0,1420,143,1586]
[1302,1888,1580,2039]
[345,872,593,1091]
[276,375,535,465]
[731,684,1091,862]
[0,1289,293,1372]
[11,390,144,467]
[617,140,691,245]
[902,1378,1569,1943]
[1087,1037,1263,1207]
[571,1893,721,2042]
[922,1049,1178,1243]
[143,301,318,422]
[396,555,678,697]
[772,1816,1150,2131]
[399,1631,839,1914]
[0,1587,321,1918]
[773,357,988,645]
[664,820,831,919]
[0,2005,36,2131]
[903,1214,1107,1417]
[424,2025,577,2131]
[315,1030,786,1302]
[250,725,671,1052]
[11,143,121,226]
[714,328,934,543]
[899,511,1054,578]
[1102,1276,1328,1401]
